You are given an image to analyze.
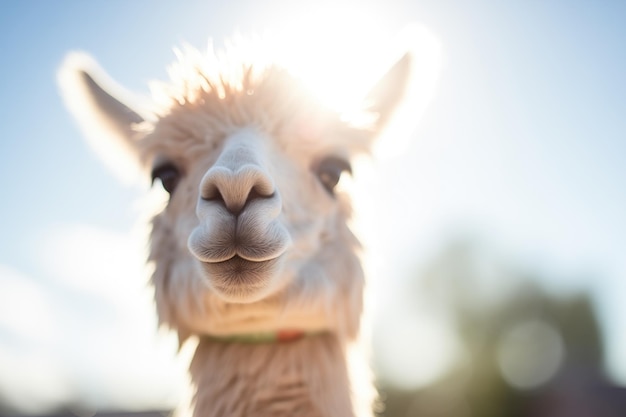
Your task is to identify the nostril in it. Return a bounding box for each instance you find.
[202,186,275,216]
[240,188,276,215]
[201,184,224,203]
[245,187,274,207]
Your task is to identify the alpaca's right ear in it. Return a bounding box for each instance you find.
[363,52,412,133]
[58,52,150,183]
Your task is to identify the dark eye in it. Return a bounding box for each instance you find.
[315,156,352,194]
[151,162,181,194]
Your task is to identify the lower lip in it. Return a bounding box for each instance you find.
[200,255,281,287]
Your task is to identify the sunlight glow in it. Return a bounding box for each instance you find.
[264,7,443,135]
[266,7,390,112]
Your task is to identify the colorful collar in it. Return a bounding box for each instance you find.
[206,330,316,344]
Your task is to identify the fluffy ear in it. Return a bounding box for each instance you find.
[58,52,150,183]
[363,52,412,134]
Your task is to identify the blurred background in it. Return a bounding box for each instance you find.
[1,1,625,416]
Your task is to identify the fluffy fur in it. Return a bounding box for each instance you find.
[59,40,411,417]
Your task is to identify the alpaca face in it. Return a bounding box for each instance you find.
[152,121,353,303]
[59,47,411,340]
[143,87,365,337]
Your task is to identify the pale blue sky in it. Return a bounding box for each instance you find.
[1,0,625,411]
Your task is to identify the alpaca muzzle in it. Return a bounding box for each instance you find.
[187,129,292,302]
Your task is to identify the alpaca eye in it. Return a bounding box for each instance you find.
[151,163,181,194]
[315,156,352,194]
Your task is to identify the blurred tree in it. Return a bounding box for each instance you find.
[375,237,612,417]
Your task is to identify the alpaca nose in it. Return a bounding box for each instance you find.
[200,165,275,215]
[198,137,275,216]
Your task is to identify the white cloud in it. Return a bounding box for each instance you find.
[0,224,184,413]
[0,264,59,344]
[0,265,73,413]
[40,223,148,301]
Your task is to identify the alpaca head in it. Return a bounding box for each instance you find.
[59,44,411,342]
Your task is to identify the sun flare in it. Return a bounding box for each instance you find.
[263,8,443,122]
[260,7,443,161]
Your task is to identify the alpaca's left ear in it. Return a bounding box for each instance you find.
[363,52,412,134]
[58,52,150,183]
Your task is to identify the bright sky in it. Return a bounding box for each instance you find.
[1,0,625,412]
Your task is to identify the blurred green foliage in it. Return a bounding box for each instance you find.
[375,238,619,417]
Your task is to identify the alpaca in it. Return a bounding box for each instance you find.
[59,40,411,417]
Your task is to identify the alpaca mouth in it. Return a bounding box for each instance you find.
[200,255,283,300]
[188,217,292,264]
[204,255,279,278]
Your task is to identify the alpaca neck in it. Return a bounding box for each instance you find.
[188,332,363,417]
